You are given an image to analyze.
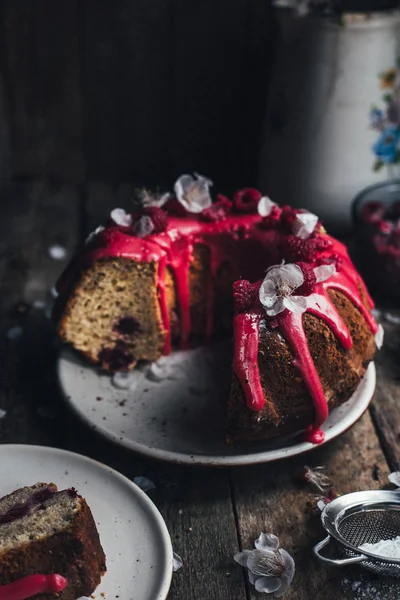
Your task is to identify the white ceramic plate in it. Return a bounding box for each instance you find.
[58,344,376,467]
[0,445,173,600]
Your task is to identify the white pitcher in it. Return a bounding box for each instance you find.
[258,9,400,232]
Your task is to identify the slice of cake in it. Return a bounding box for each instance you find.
[0,483,106,600]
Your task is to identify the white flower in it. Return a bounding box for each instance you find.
[375,323,384,350]
[110,208,133,227]
[85,225,105,244]
[259,264,307,317]
[234,533,295,598]
[174,172,213,213]
[388,471,400,488]
[258,196,277,217]
[140,189,170,208]
[304,465,331,493]
[173,551,183,572]
[133,215,155,238]
[292,211,319,240]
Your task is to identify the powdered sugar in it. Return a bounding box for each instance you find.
[359,535,400,559]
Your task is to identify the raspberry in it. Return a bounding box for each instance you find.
[306,236,334,254]
[281,236,313,262]
[232,188,262,213]
[164,196,188,217]
[233,280,258,312]
[376,219,392,235]
[259,205,282,229]
[280,205,299,231]
[143,207,168,233]
[295,262,316,296]
[317,253,344,272]
[201,194,232,222]
[361,201,384,224]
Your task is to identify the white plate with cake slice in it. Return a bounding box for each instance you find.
[58,342,376,467]
[0,445,173,600]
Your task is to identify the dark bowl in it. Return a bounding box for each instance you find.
[351,180,400,302]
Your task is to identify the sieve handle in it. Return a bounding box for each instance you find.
[313,535,367,566]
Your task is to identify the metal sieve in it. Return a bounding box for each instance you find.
[313,490,400,577]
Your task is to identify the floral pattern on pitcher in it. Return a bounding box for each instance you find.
[370,61,400,173]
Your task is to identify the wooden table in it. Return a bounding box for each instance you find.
[1,180,400,600]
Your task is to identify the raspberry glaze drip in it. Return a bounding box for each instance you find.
[233,239,378,444]
[0,574,67,600]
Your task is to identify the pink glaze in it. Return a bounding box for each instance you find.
[56,207,377,444]
[233,311,265,411]
[0,574,67,600]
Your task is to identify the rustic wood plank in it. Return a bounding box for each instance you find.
[3,1,84,180]
[231,412,389,600]
[369,315,400,470]
[0,181,80,446]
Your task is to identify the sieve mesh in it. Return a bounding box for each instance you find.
[334,507,400,576]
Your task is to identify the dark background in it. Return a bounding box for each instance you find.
[0,0,276,194]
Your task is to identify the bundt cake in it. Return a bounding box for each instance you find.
[0,483,106,600]
[55,173,381,444]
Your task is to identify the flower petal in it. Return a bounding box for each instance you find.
[86,225,105,244]
[257,196,277,217]
[279,549,295,580]
[133,215,155,238]
[375,323,384,350]
[248,571,257,585]
[389,471,400,487]
[292,212,318,239]
[110,208,133,227]
[265,297,286,317]
[273,574,292,598]
[255,532,280,552]
[174,173,213,213]
[283,295,308,314]
[314,264,336,283]
[173,551,183,572]
[259,280,278,308]
[233,550,251,567]
[254,576,282,594]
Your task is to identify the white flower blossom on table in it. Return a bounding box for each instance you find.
[133,215,155,238]
[234,533,295,598]
[140,189,170,208]
[110,208,133,227]
[304,465,331,493]
[259,264,307,317]
[257,196,277,217]
[375,323,384,350]
[292,211,318,240]
[174,173,213,213]
[173,551,183,572]
[388,471,400,488]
